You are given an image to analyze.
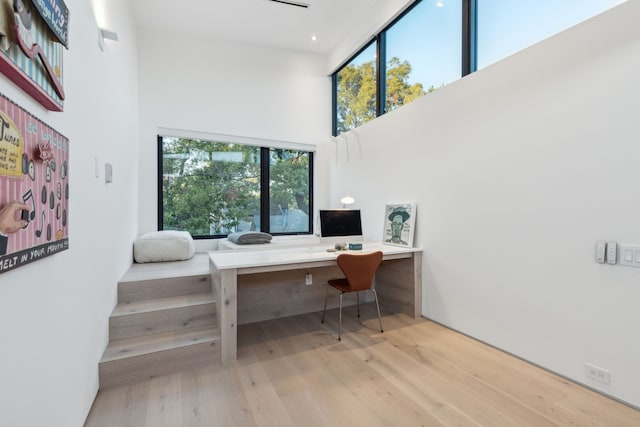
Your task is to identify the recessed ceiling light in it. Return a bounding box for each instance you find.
[436,1,444,7]
[311,35,318,41]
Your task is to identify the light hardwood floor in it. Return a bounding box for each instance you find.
[85,306,640,426]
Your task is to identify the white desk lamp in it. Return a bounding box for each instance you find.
[340,195,355,208]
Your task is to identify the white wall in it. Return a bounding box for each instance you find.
[326,0,412,74]
[0,0,139,425]
[327,0,640,408]
[136,30,332,250]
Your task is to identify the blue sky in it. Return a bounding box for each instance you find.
[354,0,626,89]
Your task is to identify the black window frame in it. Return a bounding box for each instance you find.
[334,0,618,133]
[157,135,314,239]
[332,0,477,136]
[333,39,378,136]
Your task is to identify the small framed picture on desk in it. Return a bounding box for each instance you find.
[383,203,416,247]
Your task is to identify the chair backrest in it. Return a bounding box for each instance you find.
[336,251,383,292]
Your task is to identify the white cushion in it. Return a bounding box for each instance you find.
[133,231,195,263]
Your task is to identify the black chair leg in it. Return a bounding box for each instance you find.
[356,291,360,317]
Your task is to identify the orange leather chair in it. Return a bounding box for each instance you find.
[321,251,384,340]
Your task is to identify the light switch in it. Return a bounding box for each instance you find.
[606,241,617,265]
[105,163,113,183]
[595,240,606,264]
[619,244,640,268]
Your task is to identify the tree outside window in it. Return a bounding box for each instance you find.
[159,137,312,237]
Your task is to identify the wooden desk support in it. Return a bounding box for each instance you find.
[209,261,238,364]
[376,254,422,318]
[210,244,422,364]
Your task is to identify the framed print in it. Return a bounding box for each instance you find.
[383,203,416,247]
[0,0,69,111]
[0,93,69,274]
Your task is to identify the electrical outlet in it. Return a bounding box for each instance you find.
[305,272,312,285]
[585,363,611,385]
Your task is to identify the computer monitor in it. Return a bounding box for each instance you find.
[319,209,363,239]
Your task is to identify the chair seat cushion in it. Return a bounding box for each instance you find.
[133,230,195,263]
[328,278,351,292]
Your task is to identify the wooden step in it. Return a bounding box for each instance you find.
[117,275,211,303]
[109,293,216,341]
[99,254,220,388]
[117,253,211,303]
[99,326,220,388]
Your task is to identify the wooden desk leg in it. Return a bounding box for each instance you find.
[219,269,238,364]
[210,261,238,364]
[376,252,422,319]
[411,252,422,318]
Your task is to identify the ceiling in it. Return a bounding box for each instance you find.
[131,0,382,55]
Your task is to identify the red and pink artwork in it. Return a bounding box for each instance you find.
[0,93,68,274]
[0,0,69,111]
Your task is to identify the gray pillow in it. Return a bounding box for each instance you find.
[227,231,273,245]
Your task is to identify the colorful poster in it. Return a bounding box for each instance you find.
[0,93,68,274]
[0,0,66,111]
[30,0,69,48]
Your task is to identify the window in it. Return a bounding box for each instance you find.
[332,0,625,134]
[385,0,461,112]
[268,149,312,233]
[159,136,313,238]
[335,42,377,134]
[476,0,626,69]
[333,0,464,135]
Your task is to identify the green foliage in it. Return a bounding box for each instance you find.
[385,57,426,112]
[161,139,311,236]
[336,56,426,133]
[162,138,260,235]
[270,150,310,215]
[336,61,377,133]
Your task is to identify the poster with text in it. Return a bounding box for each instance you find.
[0,93,68,274]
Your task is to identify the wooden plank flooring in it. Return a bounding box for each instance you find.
[85,306,640,426]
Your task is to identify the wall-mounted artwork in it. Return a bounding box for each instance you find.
[383,203,417,248]
[0,0,69,111]
[0,93,69,274]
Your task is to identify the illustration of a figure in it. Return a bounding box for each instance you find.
[14,0,34,47]
[385,207,409,246]
[5,0,66,99]
[0,200,28,255]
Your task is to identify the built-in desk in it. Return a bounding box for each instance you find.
[209,243,422,363]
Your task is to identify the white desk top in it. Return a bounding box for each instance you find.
[208,242,421,270]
